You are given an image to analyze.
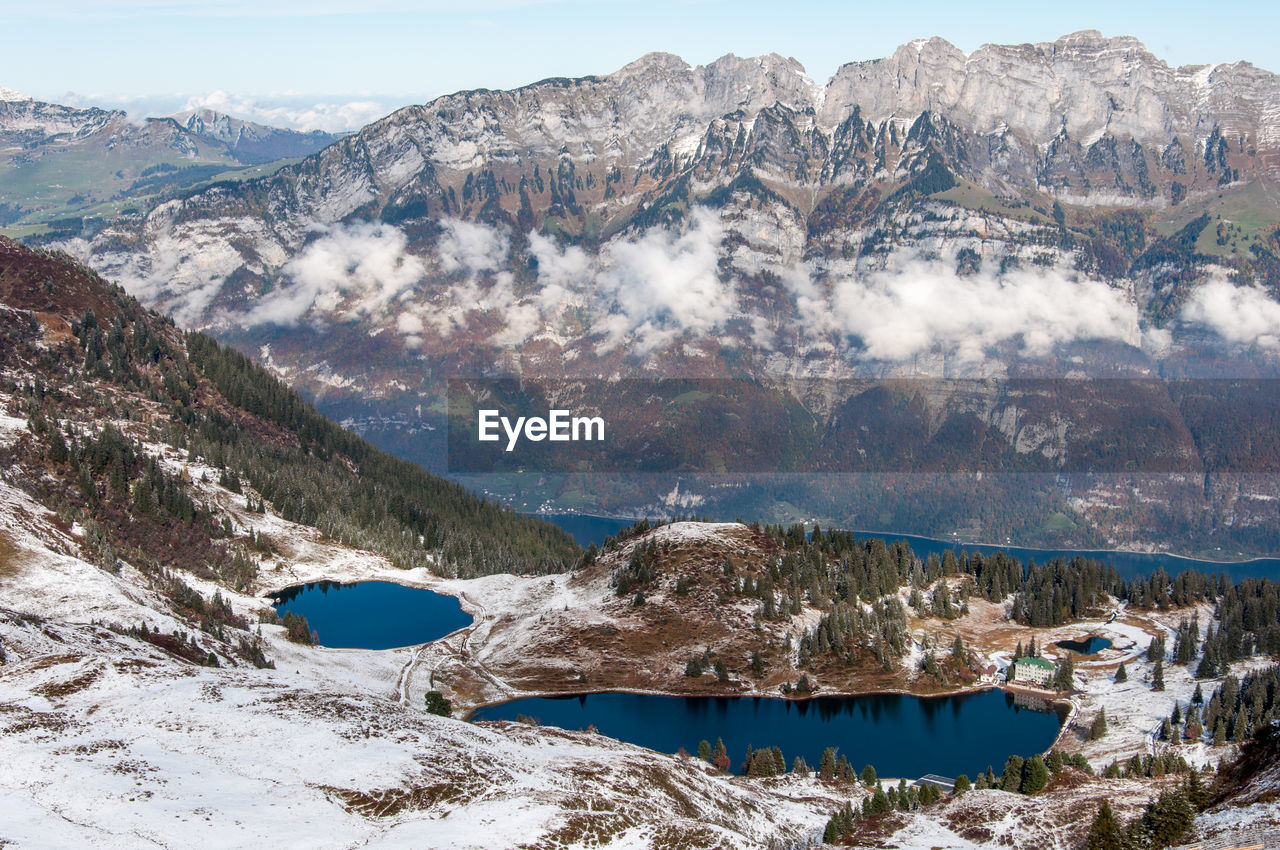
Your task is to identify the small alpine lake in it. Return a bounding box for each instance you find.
[269,580,472,650]
[470,688,1065,778]
[1054,636,1113,655]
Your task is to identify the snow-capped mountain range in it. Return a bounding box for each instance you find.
[30,32,1280,552]
[62,31,1280,382]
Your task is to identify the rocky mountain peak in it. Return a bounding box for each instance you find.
[616,51,692,77]
[173,107,246,140]
[0,85,31,102]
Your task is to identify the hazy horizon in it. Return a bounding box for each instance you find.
[4,0,1279,132]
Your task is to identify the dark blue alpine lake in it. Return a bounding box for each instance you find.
[471,688,1064,778]
[1054,636,1113,655]
[269,580,471,650]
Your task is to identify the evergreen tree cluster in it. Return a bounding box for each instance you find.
[981,749,1092,794]
[611,538,659,595]
[185,333,580,578]
[822,770,949,843]
[1102,750,1195,780]
[797,598,909,671]
[742,745,787,777]
[1196,579,1280,677]
[1087,770,1210,850]
[1202,664,1280,746]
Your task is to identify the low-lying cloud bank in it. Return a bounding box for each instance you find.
[783,259,1140,361]
[180,90,391,134]
[242,222,424,327]
[527,207,734,353]
[225,208,1280,363]
[1182,278,1280,351]
[55,90,393,133]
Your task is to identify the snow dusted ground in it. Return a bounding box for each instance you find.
[4,405,1277,847]
[2,439,849,847]
[847,775,1184,850]
[1059,603,1276,771]
[0,615,838,849]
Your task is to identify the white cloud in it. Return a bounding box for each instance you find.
[803,253,1139,361]
[595,208,737,353]
[438,218,510,274]
[397,210,738,352]
[180,90,392,134]
[241,222,424,326]
[54,90,394,133]
[220,212,1157,364]
[1182,278,1280,350]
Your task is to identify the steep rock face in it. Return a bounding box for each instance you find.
[0,100,121,148]
[821,32,1280,150]
[0,100,339,165]
[72,34,1280,336]
[172,108,342,165]
[89,31,1280,238]
[54,38,1280,513]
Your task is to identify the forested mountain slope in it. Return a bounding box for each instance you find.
[0,235,578,582]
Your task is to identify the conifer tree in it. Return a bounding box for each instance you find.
[1000,755,1024,792]
[424,690,452,717]
[1089,708,1108,741]
[1086,800,1123,850]
[1152,657,1165,691]
[1055,653,1075,690]
[1020,755,1049,794]
[818,747,838,780]
[1139,790,1195,848]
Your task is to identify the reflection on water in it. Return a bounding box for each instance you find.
[269,580,471,650]
[1055,636,1113,654]
[472,688,1062,778]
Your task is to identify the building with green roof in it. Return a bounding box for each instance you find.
[1011,656,1055,687]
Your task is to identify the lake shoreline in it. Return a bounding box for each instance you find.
[467,685,1065,779]
[535,512,1279,567]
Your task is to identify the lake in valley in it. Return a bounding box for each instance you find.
[269,580,472,650]
[470,688,1064,779]
[1054,636,1113,655]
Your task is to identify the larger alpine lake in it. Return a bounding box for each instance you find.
[471,688,1063,778]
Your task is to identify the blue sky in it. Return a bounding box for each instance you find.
[3,0,1278,131]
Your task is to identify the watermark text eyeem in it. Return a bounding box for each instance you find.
[477,409,605,452]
